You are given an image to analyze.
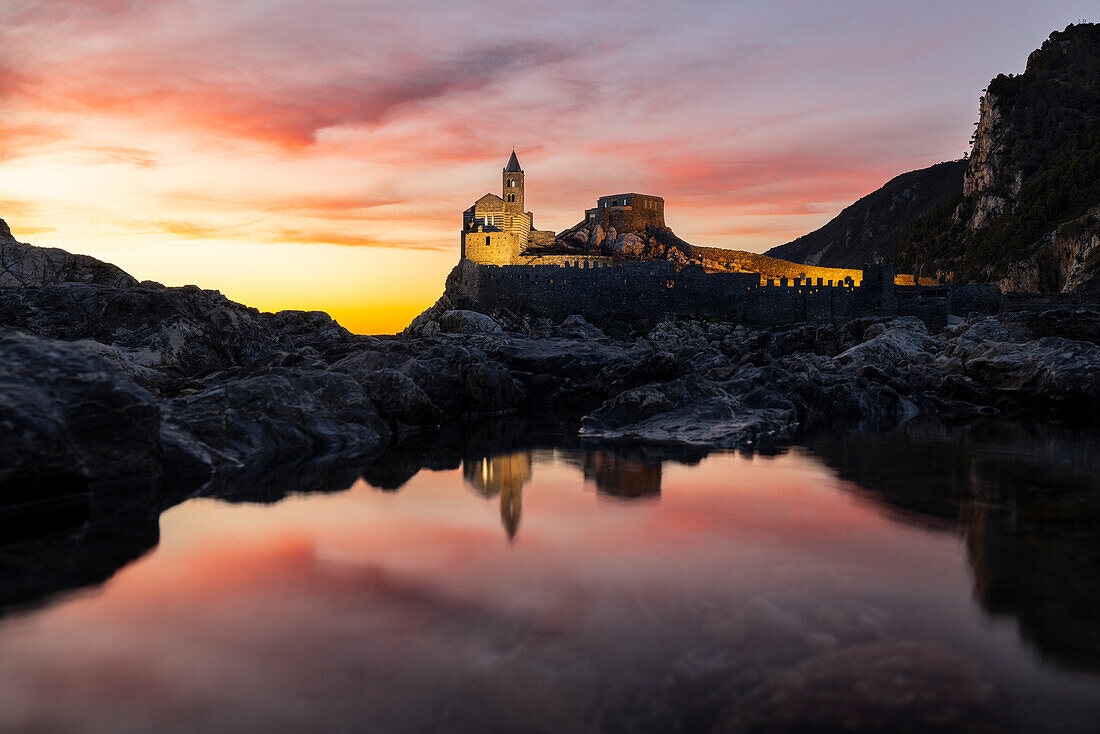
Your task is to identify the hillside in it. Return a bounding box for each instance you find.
[532,220,865,284]
[897,23,1100,291]
[765,159,966,268]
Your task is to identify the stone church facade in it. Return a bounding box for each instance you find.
[461,151,553,266]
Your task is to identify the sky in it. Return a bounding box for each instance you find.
[0,1,1094,333]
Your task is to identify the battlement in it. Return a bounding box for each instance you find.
[451,259,931,328]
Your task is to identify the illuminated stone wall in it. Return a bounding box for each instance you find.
[692,247,866,286]
[461,230,521,266]
[451,259,918,327]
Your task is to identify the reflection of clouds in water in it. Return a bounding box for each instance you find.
[0,424,1098,732]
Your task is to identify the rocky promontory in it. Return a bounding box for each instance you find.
[2,221,1099,507]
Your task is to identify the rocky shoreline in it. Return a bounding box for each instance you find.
[2,230,1099,504]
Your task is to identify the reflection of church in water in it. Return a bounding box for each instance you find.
[463,453,532,539]
[462,450,663,539]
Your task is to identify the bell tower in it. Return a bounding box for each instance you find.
[502,150,524,216]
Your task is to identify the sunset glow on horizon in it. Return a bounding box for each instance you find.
[1,1,1094,333]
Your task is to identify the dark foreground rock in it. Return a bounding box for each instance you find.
[2,232,1099,502]
[1,225,137,288]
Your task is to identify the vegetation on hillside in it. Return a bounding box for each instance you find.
[897,23,1100,283]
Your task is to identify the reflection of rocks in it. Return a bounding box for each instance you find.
[964,482,1100,672]
[581,451,661,499]
[0,485,161,614]
[464,452,533,538]
[806,420,1100,672]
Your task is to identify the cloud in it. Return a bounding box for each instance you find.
[78,146,158,168]
[271,229,450,251]
[2,6,577,149]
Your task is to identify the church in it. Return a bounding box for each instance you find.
[460,151,556,266]
[460,151,669,266]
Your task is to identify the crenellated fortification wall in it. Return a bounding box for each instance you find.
[451,259,914,327]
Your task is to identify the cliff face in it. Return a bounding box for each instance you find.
[765,160,966,268]
[898,23,1100,292]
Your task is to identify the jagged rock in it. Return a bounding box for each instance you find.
[463,361,526,413]
[489,338,636,379]
[965,337,1100,409]
[269,309,359,354]
[556,314,606,340]
[0,283,303,381]
[0,237,138,288]
[0,330,164,490]
[595,349,679,394]
[356,368,443,427]
[833,321,931,368]
[3,237,1099,497]
[438,309,502,334]
[589,224,605,249]
[170,369,390,466]
[581,375,796,447]
[862,323,886,341]
[646,319,710,349]
[1000,308,1100,345]
[607,232,646,256]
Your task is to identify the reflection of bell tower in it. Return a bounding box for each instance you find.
[463,452,532,540]
[500,480,522,540]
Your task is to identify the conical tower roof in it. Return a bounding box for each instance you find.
[504,150,522,172]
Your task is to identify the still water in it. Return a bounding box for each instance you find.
[0,422,1097,733]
